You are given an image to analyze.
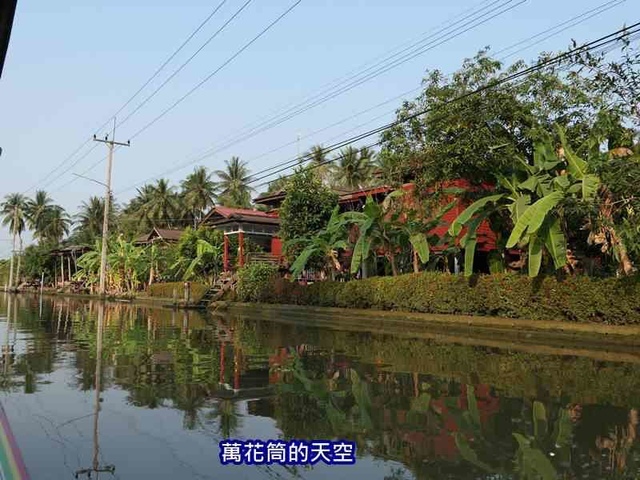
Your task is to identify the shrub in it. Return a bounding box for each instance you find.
[244,273,640,325]
[236,263,279,302]
[148,282,208,302]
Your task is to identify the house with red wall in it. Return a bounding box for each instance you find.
[206,180,502,274]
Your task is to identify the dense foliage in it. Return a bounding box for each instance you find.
[236,263,279,302]
[278,168,339,263]
[242,272,640,325]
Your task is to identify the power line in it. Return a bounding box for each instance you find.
[246,22,640,188]
[494,0,625,60]
[114,0,253,130]
[50,0,303,195]
[22,0,230,194]
[127,0,303,142]
[114,0,627,196]
[111,0,523,193]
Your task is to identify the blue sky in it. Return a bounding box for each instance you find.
[0,0,637,255]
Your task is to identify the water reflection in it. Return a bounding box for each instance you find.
[74,303,115,478]
[0,294,638,479]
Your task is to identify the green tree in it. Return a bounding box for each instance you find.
[75,196,105,245]
[330,146,374,190]
[41,205,71,244]
[378,46,631,193]
[147,179,180,228]
[279,168,339,264]
[449,129,604,277]
[21,243,57,283]
[305,145,331,184]
[1,193,29,287]
[215,156,253,208]
[180,166,216,227]
[171,227,224,283]
[288,206,349,280]
[25,190,53,242]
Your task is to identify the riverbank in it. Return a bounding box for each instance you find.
[227,302,640,350]
[237,271,640,325]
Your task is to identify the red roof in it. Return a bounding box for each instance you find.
[214,206,278,219]
[200,206,280,227]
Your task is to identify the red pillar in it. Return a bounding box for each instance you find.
[233,347,240,390]
[238,231,245,267]
[223,234,230,272]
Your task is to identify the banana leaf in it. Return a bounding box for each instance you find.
[513,433,557,480]
[528,233,544,277]
[506,192,564,248]
[409,233,430,263]
[533,401,548,441]
[454,433,493,472]
[448,194,505,237]
[543,217,567,270]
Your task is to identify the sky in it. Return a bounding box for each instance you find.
[0,0,637,256]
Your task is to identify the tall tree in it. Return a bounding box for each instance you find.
[305,145,330,184]
[147,179,179,228]
[42,206,71,244]
[1,193,28,288]
[26,190,53,242]
[330,146,374,190]
[215,156,253,208]
[75,196,105,244]
[279,168,338,264]
[181,166,216,227]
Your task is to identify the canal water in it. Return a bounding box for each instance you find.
[0,294,638,480]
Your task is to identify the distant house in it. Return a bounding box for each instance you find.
[133,228,185,246]
[200,206,282,272]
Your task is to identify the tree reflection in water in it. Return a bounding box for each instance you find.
[0,295,638,480]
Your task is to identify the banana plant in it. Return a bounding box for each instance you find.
[182,238,222,282]
[346,192,454,276]
[449,128,600,277]
[288,206,350,280]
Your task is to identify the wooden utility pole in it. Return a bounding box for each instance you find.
[93,119,130,296]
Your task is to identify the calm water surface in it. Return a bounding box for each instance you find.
[0,294,639,480]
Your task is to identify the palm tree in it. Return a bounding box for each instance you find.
[373,152,398,186]
[147,179,179,228]
[266,175,289,194]
[125,184,155,232]
[181,166,216,227]
[306,145,330,184]
[25,190,53,242]
[330,146,374,190]
[215,157,253,208]
[42,206,71,244]
[1,193,28,288]
[76,196,105,244]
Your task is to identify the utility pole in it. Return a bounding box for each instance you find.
[74,303,116,479]
[93,118,130,296]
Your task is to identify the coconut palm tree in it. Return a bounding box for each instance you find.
[306,145,330,184]
[181,166,216,227]
[75,196,105,244]
[42,206,71,244]
[330,146,374,190]
[215,157,253,208]
[25,190,53,242]
[1,193,29,288]
[147,179,179,228]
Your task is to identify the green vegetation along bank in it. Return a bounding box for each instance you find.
[235,268,640,325]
